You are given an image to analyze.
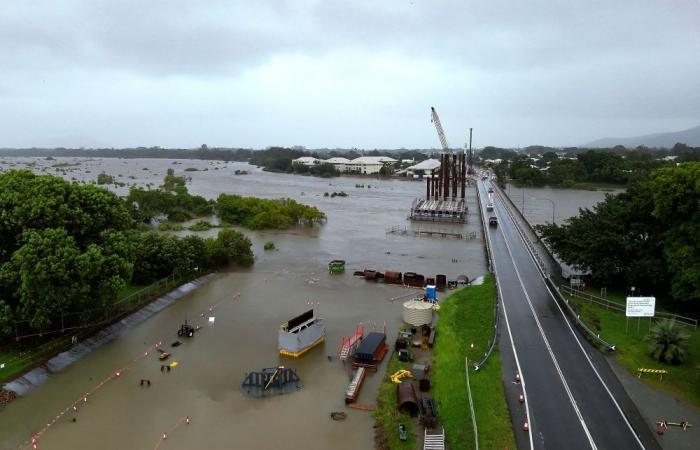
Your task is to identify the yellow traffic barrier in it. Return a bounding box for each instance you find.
[637,368,668,380]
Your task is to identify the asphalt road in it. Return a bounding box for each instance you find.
[478,178,660,450]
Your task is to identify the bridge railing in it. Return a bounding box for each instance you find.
[492,183,616,351]
[473,182,499,371]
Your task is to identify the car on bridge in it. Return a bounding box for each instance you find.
[489,216,498,227]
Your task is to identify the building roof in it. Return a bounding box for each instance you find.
[325,157,351,164]
[350,156,397,164]
[406,158,441,171]
[292,156,320,164]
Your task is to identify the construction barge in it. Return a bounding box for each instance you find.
[353,332,388,371]
[278,309,326,358]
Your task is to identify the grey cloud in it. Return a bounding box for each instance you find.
[0,0,698,148]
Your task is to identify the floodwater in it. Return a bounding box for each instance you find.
[0,158,488,449]
[503,183,623,227]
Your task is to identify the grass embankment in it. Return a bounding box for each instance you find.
[564,292,700,408]
[433,275,516,450]
[0,277,188,385]
[374,352,416,450]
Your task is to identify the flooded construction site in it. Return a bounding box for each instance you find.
[0,158,487,449]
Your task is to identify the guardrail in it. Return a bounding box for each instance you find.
[474,294,500,371]
[560,285,698,330]
[492,184,616,351]
[475,183,493,274]
[473,182,499,371]
[465,357,479,450]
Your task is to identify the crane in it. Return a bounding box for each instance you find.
[430,106,451,153]
[467,128,475,175]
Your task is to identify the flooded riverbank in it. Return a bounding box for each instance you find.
[0,158,487,449]
[503,183,623,226]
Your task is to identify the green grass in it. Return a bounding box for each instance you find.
[0,336,73,383]
[433,275,516,450]
[374,352,416,450]
[1,275,195,384]
[565,294,700,408]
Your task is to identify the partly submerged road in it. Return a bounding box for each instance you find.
[478,179,660,450]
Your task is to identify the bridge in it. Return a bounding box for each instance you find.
[477,178,661,450]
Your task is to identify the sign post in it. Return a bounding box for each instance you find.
[626,297,656,335]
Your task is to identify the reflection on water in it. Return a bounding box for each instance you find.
[0,158,489,449]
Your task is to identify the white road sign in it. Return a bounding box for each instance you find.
[626,297,656,317]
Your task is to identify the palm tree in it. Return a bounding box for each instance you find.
[648,319,689,364]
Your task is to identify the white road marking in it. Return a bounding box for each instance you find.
[493,185,646,449]
[479,182,534,450]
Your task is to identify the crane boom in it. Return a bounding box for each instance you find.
[430,107,450,152]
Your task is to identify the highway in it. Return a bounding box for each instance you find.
[478,178,660,450]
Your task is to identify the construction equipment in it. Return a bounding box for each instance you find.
[430,107,450,152]
[466,127,475,175]
[429,107,467,200]
[391,369,413,384]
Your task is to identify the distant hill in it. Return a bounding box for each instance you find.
[583,124,700,148]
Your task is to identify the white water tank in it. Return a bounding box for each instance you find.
[402,300,433,326]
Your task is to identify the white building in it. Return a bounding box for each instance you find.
[406,158,441,177]
[292,156,321,166]
[347,156,398,174]
[324,157,352,172]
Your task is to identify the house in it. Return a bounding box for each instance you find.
[325,157,352,172]
[292,156,321,166]
[405,158,441,177]
[347,156,398,174]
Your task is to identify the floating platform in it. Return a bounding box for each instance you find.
[353,332,388,371]
[241,366,302,397]
[409,198,467,223]
[345,367,367,403]
[279,309,326,358]
[347,402,376,411]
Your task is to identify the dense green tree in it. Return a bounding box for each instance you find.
[162,168,186,191]
[648,163,700,302]
[0,170,258,339]
[0,170,132,257]
[216,194,325,230]
[537,163,700,308]
[547,159,584,186]
[206,229,254,267]
[0,228,131,328]
[309,163,339,178]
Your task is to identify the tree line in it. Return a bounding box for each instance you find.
[483,144,700,187]
[125,169,325,228]
[0,169,323,339]
[536,162,700,311]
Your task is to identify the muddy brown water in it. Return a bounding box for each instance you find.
[503,183,623,227]
[0,158,490,449]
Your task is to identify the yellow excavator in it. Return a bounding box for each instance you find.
[390,369,412,384]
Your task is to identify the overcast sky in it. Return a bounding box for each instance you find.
[1,0,699,149]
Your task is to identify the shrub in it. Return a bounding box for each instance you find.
[189,220,213,232]
[97,172,115,185]
[648,319,689,364]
